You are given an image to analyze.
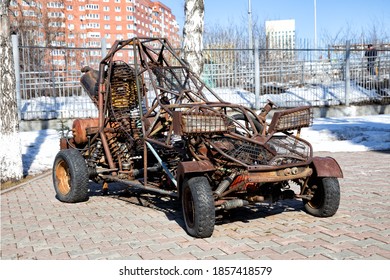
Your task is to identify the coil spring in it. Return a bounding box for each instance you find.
[110,61,138,111]
[106,132,132,166]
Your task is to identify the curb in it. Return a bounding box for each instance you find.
[0,170,51,195]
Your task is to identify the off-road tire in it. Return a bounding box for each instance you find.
[53,149,89,203]
[303,177,340,217]
[182,176,215,238]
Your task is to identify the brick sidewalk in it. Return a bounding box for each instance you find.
[1,151,389,260]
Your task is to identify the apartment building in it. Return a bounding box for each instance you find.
[10,0,180,65]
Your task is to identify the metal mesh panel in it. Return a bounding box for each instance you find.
[208,137,274,166]
[181,113,229,135]
[208,134,311,167]
[269,107,313,133]
[267,135,311,165]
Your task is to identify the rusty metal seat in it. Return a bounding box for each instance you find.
[80,66,99,106]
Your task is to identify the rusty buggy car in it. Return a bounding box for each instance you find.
[52,37,343,238]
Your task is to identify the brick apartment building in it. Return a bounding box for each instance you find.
[10,0,180,66]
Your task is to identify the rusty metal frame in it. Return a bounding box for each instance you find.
[74,37,334,206]
[92,38,280,183]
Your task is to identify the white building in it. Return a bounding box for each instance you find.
[265,19,296,60]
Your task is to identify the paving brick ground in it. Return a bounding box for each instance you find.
[1,151,389,260]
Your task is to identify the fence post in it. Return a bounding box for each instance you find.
[11,34,21,121]
[101,37,107,58]
[254,39,260,110]
[345,40,351,106]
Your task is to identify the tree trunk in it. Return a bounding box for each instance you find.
[0,0,23,183]
[183,0,204,76]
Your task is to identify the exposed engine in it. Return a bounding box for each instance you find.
[76,60,188,183]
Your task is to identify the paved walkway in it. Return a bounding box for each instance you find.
[1,151,389,260]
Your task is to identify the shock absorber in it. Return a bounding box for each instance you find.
[214,172,237,197]
[89,140,103,163]
[106,132,134,170]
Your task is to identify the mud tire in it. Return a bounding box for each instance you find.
[182,176,215,238]
[303,177,340,217]
[53,149,89,203]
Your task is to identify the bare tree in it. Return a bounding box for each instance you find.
[0,0,23,183]
[183,0,204,76]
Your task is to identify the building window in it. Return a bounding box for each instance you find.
[49,22,65,28]
[48,12,65,18]
[86,14,100,19]
[47,2,64,8]
[85,4,99,10]
[115,6,121,12]
[86,23,100,29]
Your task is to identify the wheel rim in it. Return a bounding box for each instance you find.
[307,184,324,209]
[55,160,71,195]
[183,187,195,228]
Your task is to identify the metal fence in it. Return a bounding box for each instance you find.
[13,36,390,120]
[202,46,390,108]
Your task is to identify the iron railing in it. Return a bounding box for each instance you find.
[13,37,390,120]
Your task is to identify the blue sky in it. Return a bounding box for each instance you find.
[162,0,390,42]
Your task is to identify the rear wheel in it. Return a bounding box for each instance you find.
[53,149,89,203]
[303,177,340,217]
[182,176,215,238]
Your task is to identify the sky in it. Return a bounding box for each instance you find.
[162,0,390,44]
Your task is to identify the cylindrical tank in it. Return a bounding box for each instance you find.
[72,118,99,144]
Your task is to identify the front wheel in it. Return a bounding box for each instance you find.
[303,177,340,217]
[52,149,89,203]
[182,176,215,238]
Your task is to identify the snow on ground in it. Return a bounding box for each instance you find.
[20,129,60,176]
[302,114,390,152]
[212,82,381,108]
[19,114,390,177]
